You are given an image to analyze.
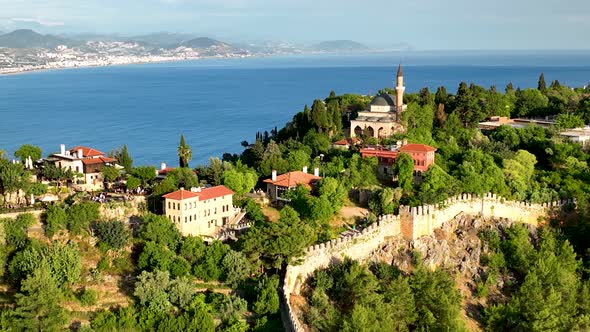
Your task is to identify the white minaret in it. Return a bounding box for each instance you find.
[395,64,405,112]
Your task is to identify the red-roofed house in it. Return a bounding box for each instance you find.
[263,167,321,202]
[360,143,436,178]
[331,137,361,150]
[163,185,242,238]
[156,162,176,179]
[48,144,119,190]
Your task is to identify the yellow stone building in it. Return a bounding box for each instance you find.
[350,64,406,138]
[163,185,244,239]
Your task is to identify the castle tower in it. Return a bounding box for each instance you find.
[395,64,405,112]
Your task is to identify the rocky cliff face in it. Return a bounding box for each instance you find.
[368,213,539,331]
[373,213,533,276]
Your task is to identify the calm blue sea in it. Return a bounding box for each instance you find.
[1,51,590,166]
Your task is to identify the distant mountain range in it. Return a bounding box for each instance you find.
[0,29,73,48]
[129,32,196,48]
[0,29,236,51]
[0,29,400,54]
[311,40,369,52]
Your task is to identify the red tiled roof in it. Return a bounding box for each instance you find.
[158,167,175,175]
[360,148,398,158]
[162,189,200,200]
[398,144,437,153]
[162,185,234,201]
[196,185,234,201]
[333,139,348,146]
[333,137,361,146]
[81,156,117,165]
[70,146,105,157]
[263,171,321,188]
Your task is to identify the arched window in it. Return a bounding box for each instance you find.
[354,126,363,137]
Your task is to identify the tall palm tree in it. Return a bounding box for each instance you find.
[177,134,192,168]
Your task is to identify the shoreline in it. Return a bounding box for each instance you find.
[0,54,260,76]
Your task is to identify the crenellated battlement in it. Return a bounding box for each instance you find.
[281,193,574,332]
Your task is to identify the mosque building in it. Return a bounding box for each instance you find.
[350,64,406,138]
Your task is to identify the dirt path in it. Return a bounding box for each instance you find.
[339,206,368,220]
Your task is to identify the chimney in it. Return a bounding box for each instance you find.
[314,167,320,177]
[271,170,277,181]
[180,187,185,191]
[160,162,167,170]
[402,139,408,146]
[303,166,308,173]
[60,144,65,155]
[78,148,83,158]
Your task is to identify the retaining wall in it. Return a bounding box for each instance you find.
[282,193,572,332]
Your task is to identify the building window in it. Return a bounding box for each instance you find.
[214,207,217,214]
[189,215,192,221]
[185,217,187,223]
[168,202,171,209]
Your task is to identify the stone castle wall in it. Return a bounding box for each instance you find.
[282,193,572,332]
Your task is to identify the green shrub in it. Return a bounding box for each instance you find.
[96,256,110,271]
[78,288,98,306]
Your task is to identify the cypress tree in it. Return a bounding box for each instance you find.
[537,73,547,92]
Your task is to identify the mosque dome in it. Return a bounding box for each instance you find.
[370,93,396,107]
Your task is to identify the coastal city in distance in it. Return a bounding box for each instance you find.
[0,29,407,74]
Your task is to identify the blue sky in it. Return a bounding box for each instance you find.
[1,0,589,49]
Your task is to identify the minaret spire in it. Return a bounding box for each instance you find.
[395,63,405,112]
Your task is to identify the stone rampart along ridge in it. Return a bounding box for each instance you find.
[282,193,572,332]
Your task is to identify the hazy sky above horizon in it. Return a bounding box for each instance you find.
[1,0,589,49]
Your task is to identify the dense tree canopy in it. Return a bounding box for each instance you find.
[14,144,42,162]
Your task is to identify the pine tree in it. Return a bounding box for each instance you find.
[116,144,133,172]
[418,87,434,107]
[505,82,514,94]
[177,134,192,168]
[435,86,448,106]
[538,73,547,92]
[11,264,68,331]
